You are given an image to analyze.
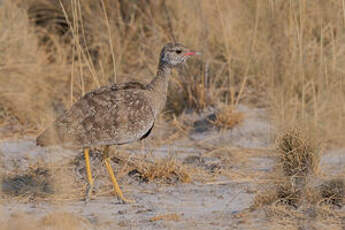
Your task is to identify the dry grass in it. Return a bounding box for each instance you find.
[276,127,320,178]
[1,1,345,228]
[319,178,345,208]
[0,161,85,201]
[252,127,343,225]
[210,105,244,129]
[61,148,194,198]
[253,128,318,210]
[275,181,303,208]
[252,180,303,210]
[1,166,53,199]
[252,179,345,226]
[0,0,345,142]
[149,213,180,222]
[0,150,193,200]
[135,157,192,184]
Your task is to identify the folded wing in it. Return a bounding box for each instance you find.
[37,83,154,147]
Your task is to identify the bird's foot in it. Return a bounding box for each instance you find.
[117,194,135,204]
[84,183,94,204]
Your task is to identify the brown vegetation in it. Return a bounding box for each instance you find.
[1,166,53,198]
[1,0,345,229]
[1,0,345,146]
[252,128,344,226]
[319,178,345,208]
[210,105,244,129]
[150,213,180,222]
[134,157,192,184]
[0,152,194,200]
[276,127,320,178]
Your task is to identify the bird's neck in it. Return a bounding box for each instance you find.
[147,62,171,117]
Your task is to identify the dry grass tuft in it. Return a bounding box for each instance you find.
[69,149,192,197]
[210,105,244,129]
[149,213,180,222]
[253,128,322,210]
[1,166,53,198]
[252,127,344,225]
[252,185,278,209]
[252,180,302,209]
[134,157,191,184]
[319,178,345,208]
[275,181,303,208]
[276,127,320,178]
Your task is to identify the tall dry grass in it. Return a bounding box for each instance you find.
[0,0,345,146]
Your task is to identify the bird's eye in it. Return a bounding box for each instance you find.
[175,50,182,54]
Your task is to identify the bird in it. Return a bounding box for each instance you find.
[36,42,199,203]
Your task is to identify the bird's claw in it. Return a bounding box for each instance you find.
[84,183,94,204]
[119,196,135,204]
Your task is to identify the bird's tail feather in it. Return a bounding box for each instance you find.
[36,126,61,147]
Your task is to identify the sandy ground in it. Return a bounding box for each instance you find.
[0,105,344,229]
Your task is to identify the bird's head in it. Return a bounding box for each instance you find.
[159,42,199,68]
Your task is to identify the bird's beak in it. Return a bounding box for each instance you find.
[184,50,201,56]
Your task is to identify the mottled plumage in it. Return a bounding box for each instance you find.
[36,42,198,203]
[37,43,197,148]
[37,82,153,147]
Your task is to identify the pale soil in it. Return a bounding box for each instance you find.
[0,106,344,230]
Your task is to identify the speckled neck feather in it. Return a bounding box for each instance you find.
[147,61,172,118]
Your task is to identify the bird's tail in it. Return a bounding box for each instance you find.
[36,133,48,146]
[36,126,60,147]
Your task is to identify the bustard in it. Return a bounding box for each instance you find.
[36,43,199,203]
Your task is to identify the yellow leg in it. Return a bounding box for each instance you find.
[103,147,134,203]
[84,148,94,201]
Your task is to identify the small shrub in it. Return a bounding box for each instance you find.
[131,157,191,184]
[252,180,302,209]
[210,105,244,129]
[1,167,53,198]
[275,181,302,208]
[276,127,320,178]
[319,178,345,208]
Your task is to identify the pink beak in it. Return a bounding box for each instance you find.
[184,51,201,56]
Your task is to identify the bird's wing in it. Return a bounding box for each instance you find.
[37,83,154,147]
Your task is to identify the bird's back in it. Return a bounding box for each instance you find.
[36,82,155,147]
